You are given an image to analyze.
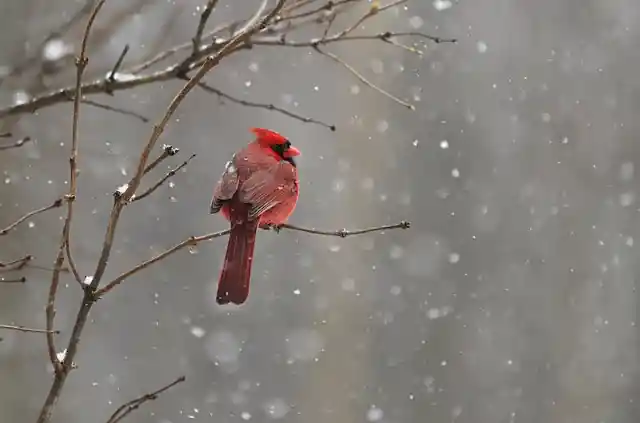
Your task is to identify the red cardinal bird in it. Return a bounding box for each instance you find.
[210,128,300,305]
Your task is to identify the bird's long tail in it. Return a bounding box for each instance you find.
[217,206,259,305]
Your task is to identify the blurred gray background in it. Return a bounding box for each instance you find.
[1,0,639,422]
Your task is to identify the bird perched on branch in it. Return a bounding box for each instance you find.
[210,127,300,305]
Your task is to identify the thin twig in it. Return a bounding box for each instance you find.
[142,144,180,176]
[132,154,196,203]
[105,376,186,423]
[62,90,149,122]
[0,255,32,272]
[335,0,382,38]
[128,14,260,75]
[192,0,220,55]
[80,98,149,122]
[323,0,430,41]
[0,324,59,334]
[0,136,32,151]
[281,220,411,237]
[0,256,31,268]
[253,31,457,47]
[46,248,65,377]
[375,31,457,44]
[195,81,335,130]
[106,44,130,90]
[314,45,414,109]
[0,277,26,284]
[321,11,338,40]
[275,0,359,30]
[64,250,83,288]
[0,255,45,283]
[0,198,63,236]
[26,263,71,273]
[39,2,108,422]
[129,40,197,75]
[380,36,423,55]
[95,229,230,298]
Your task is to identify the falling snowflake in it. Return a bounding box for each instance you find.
[191,326,206,338]
[433,0,453,10]
[43,39,72,61]
[263,398,290,419]
[366,406,384,422]
[409,16,424,29]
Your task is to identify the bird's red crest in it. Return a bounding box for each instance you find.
[251,127,287,147]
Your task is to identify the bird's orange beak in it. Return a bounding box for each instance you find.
[284,146,301,158]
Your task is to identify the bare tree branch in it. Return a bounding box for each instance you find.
[95,221,409,297]
[132,153,196,203]
[339,0,400,38]
[0,255,65,282]
[281,220,411,237]
[142,144,180,176]
[192,0,220,55]
[314,45,414,109]
[59,90,149,122]
[0,276,26,284]
[95,229,231,298]
[113,144,187,201]
[277,0,356,22]
[60,0,108,291]
[105,376,186,423]
[195,81,336,130]
[0,254,30,284]
[321,9,338,39]
[106,44,130,91]
[45,250,64,378]
[0,255,32,273]
[80,98,149,122]
[41,1,109,418]
[0,0,453,129]
[0,136,32,151]
[251,31,457,48]
[0,198,63,236]
[0,324,59,334]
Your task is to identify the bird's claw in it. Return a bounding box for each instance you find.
[260,223,283,233]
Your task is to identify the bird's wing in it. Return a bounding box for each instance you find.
[239,162,298,220]
[210,156,240,214]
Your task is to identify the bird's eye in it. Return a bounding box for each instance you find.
[284,140,291,149]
